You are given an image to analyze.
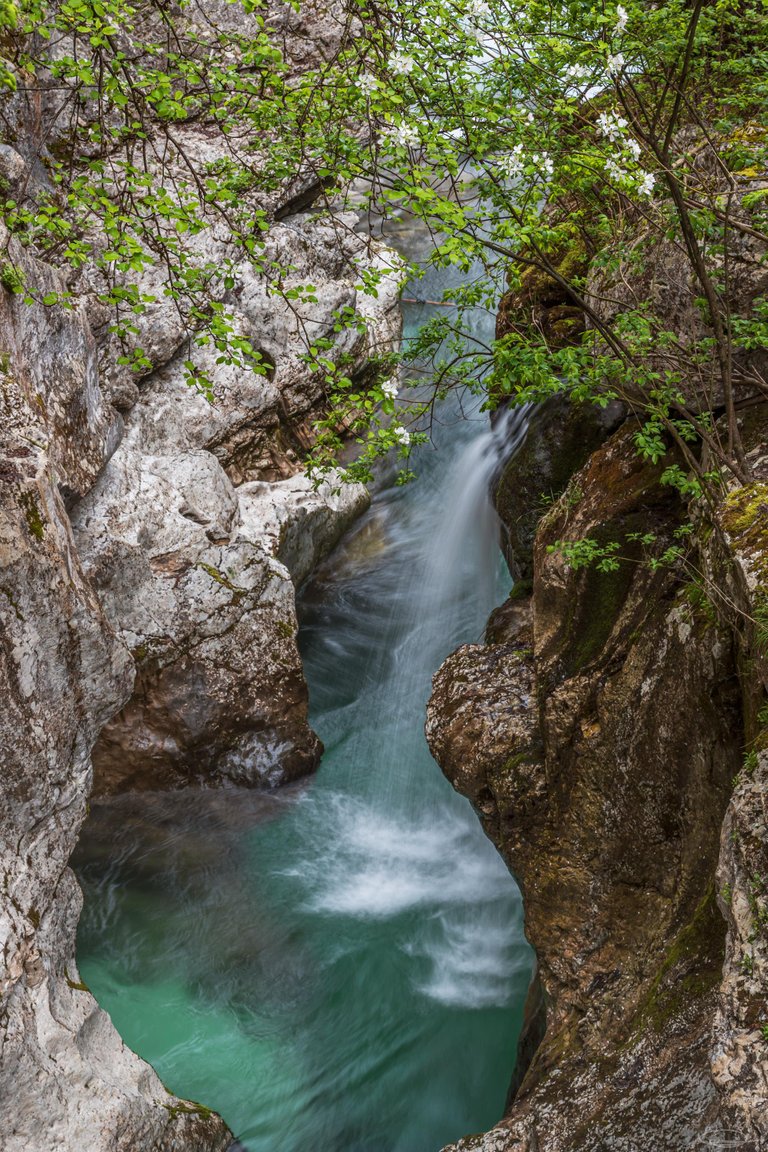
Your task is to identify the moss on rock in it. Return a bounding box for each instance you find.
[494,396,625,581]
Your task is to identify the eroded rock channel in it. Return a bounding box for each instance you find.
[72,261,535,1150]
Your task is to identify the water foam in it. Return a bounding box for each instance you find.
[277,791,522,1008]
[407,915,526,1008]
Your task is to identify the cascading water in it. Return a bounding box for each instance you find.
[74,233,534,1152]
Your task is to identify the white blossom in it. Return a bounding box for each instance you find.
[526,110,535,124]
[532,151,554,178]
[393,425,411,446]
[381,379,399,400]
[606,51,625,75]
[498,143,525,177]
[626,137,641,161]
[566,63,591,80]
[614,4,628,34]
[389,52,416,75]
[638,171,656,196]
[468,0,490,16]
[606,156,627,183]
[597,110,628,141]
[386,122,420,148]
[358,72,378,96]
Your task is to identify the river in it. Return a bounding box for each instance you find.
[73,226,534,1152]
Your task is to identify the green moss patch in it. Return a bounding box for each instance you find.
[197,562,246,606]
[64,967,90,992]
[164,1101,215,1122]
[722,482,768,585]
[0,584,24,620]
[633,883,725,1034]
[18,490,45,541]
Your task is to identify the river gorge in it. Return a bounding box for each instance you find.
[73,242,535,1152]
[2,3,767,1150]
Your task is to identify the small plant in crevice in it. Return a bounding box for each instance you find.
[740,951,755,977]
[682,577,717,625]
[0,260,24,294]
[754,616,768,655]
[742,750,759,778]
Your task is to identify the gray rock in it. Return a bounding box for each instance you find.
[0,0,402,1142]
[72,448,369,792]
[0,244,232,1152]
[0,143,25,189]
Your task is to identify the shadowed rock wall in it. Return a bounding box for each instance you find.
[427,413,768,1152]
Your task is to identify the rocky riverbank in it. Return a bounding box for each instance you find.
[0,2,401,1148]
[427,400,768,1151]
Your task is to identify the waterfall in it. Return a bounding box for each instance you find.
[292,394,527,970]
[74,245,534,1152]
[423,402,532,635]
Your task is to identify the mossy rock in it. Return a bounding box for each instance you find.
[495,237,592,352]
[18,489,45,542]
[494,396,626,581]
[721,481,768,587]
[632,883,726,1035]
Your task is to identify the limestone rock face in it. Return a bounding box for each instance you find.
[70,212,395,795]
[426,605,540,817]
[74,457,368,793]
[0,0,401,1143]
[118,215,402,486]
[427,420,766,1152]
[715,751,768,1149]
[0,228,123,503]
[0,244,232,1152]
[65,99,400,795]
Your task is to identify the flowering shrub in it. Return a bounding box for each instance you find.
[0,0,766,490]
[293,0,767,489]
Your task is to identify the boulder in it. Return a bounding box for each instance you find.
[73,451,368,793]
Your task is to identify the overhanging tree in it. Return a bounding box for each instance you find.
[1,0,766,489]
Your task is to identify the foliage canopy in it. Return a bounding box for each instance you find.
[0,0,766,486]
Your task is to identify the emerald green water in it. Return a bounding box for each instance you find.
[74,254,533,1151]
